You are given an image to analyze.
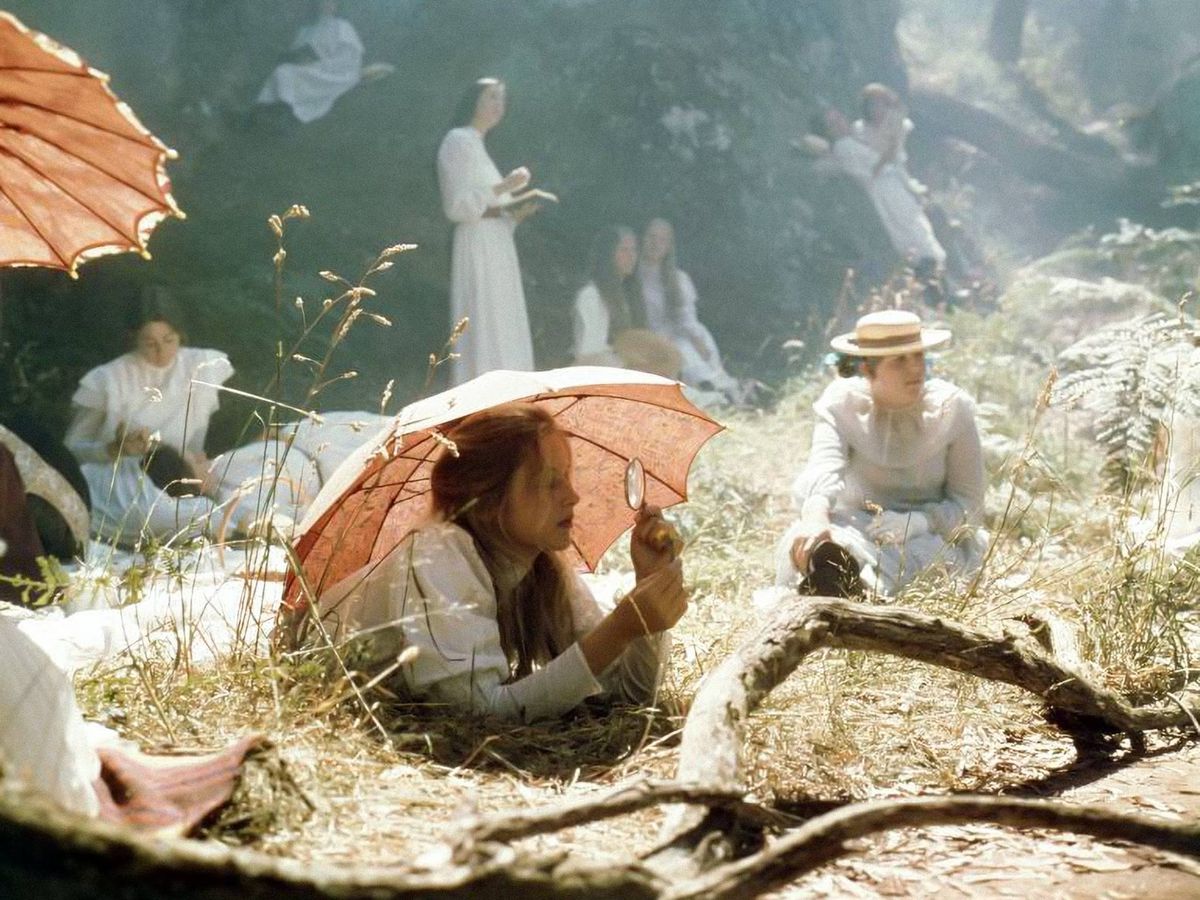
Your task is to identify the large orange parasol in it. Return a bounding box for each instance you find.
[0,12,181,275]
[282,367,724,615]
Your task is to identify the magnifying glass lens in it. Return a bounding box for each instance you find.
[624,457,645,510]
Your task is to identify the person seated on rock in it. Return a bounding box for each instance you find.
[637,218,753,405]
[813,104,947,295]
[775,310,988,598]
[311,403,689,722]
[255,0,364,124]
[573,225,681,379]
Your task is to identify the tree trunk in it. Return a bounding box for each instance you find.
[986,0,1030,64]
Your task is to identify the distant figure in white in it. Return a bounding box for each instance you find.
[637,218,743,403]
[256,0,364,124]
[438,78,547,384]
[820,88,945,278]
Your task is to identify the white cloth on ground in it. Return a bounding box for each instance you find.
[638,264,737,391]
[437,126,534,385]
[0,615,100,817]
[83,457,216,546]
[278,410,391,483]
[776,376,988,595]
[256,13,364,123]
[317,520,669,722]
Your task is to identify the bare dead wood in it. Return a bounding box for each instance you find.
[909,88,1129,195]
[666,795,1200,900]
[649,595,1200,876]
[448,779,790,860]
[0,787,664,900]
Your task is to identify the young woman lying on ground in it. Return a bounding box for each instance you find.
[313,402,690,722]
[776,310,988,598]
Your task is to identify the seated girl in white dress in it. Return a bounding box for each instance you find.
[776,310,988,597]
[573,226,681,380]
[311,402,690,723]
[65,295,234,547]
[638,218,742,402]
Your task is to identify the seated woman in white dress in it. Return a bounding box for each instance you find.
[313,403,689,723]
[255,0,364,124]
[776,310,988,598]
[573,226,680,380]
[65,295,234,547]
[638,218,742,401]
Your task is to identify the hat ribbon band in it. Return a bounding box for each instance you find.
[856,330,923,349]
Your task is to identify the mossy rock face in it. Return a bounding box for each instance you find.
[1000,273,1175,364]
[0,0,904,448]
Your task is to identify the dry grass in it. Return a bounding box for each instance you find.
[66,340,1198,871]
[58,210,1199,875]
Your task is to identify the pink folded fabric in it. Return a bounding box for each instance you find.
[93,734,264,834]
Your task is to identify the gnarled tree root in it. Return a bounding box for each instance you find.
[650,594,1199,877]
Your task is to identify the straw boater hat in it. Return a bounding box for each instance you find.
[829,309,951,357]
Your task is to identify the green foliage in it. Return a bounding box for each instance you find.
[1055,313,1199,493]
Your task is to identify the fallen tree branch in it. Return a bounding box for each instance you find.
[0,787,665,899]
[651,595,1199,875]
[909,88,1129,195]
[667,795,1200,900]
[448,779,790,861]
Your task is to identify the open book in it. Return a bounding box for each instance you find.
[497,187,559,208]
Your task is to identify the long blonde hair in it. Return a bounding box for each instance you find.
[644,218,686,319]
[430,403,575,678]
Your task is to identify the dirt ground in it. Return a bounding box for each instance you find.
[784,734,1200,898]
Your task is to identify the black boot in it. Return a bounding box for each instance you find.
[799,541,863,598]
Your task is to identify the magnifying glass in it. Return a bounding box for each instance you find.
[624,457,683,557]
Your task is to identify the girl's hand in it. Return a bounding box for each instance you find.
[623,559,688,634]
[631,504,678,579]
[110,423,152,459]
[790,522,833,571]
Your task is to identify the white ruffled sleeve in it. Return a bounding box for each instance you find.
[437,129,495,225]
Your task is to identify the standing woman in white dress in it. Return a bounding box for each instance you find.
[65,295,234,544]
[437,78,541,385]
[638,218,741,401]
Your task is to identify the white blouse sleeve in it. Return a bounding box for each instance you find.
[790,386,850,519]
[64,405,111,465]
[573,283,619,364]
[674,270,721,360]
[920,392,985,537]
[437,130,495,225]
